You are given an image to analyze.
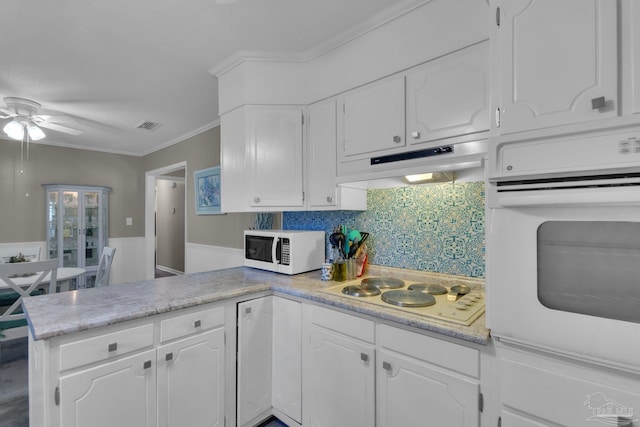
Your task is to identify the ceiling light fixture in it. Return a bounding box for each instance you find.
[3,119,24,140]
[3,119,46,141]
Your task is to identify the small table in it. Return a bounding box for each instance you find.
[1,267,86,293]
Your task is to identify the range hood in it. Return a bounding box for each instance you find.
[337,139,487,187]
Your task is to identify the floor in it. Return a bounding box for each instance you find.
[155,268,177,278]
[0,337,29,427]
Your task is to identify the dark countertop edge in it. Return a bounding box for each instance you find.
[24,267,491,345]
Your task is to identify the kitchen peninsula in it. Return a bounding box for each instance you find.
[23,265,489,427]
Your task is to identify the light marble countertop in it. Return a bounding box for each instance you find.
[23,265,490,345]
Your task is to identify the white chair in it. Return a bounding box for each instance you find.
[0,259,58,341]
[94,247,116,287]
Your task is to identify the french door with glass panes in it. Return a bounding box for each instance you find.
[45,185,111,289]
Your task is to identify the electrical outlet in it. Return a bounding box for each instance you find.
[126,217,133,226]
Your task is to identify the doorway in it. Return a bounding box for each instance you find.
[145,161,187,280]
[155,173,185,277]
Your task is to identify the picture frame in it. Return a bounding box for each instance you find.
[194,166,223,215]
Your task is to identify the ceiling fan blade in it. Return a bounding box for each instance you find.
[36,120,83,136]
[0,108,17,119]
[36,114,78,125]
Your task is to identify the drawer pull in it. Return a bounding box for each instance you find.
[194,319,202,328]
[382,361,392,372]
[108,342,117,352]
[165,352,173,362]
[360,353,368,362]
[143,360,152,370]
[245,307,252,315]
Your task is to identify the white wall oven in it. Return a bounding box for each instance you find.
[488,127,640,373]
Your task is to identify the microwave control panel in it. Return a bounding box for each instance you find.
[280,238,290,265]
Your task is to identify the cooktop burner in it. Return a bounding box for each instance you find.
[361,277,405,289]
[381,290,436,307]
[406,283,448,295]
[342,284,381,297]
[319,276,485,326]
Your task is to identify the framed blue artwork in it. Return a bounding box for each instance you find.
[194,166,222,215]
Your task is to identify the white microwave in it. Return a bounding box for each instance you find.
[244,230,325,275]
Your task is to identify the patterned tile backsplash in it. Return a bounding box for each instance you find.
[283,181,485,278]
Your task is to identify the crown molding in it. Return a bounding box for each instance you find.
[209,0,430,77]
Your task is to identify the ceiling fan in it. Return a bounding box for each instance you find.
[0,97,82,141]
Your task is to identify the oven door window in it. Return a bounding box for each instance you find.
[245,236,274,263]
[537,221,640,323]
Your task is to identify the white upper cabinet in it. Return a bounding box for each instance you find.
[307,99,367,210]
[339,76,406,160]
[220,105,304,212]
[307,100,339,208]
[406,42,489,145]
[246,106,304,208]
[493,0,618,134]
[622,0,640,116]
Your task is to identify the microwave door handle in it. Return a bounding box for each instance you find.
[272,237,279,266]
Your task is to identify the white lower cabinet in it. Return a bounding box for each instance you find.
[302,304,482,427]
[303,304,376,427]
[237,296,302,427]
[156,329,225,427]
[59,349,157,427]
[377,325,480,427]
[30,304,227,427]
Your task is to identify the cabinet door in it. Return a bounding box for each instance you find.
[220,107,248,212]
[304,325,375,427]
[339,76,405,159]
[406,42,489,145]
[307,99,338,208]
[246,106,304,208]
[59,349,157,427]
[377,349,479,427]
[624,0,640,115]
[157,328,225,427]
[237,297,273,426]
[495,0,618,133]
[272,297,302,423]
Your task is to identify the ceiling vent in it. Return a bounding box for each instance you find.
[136,121,162,131]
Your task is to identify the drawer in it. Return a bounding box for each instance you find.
[305,304,375,344]
[378,324,479,378]
[160,305,225,343]
[59,323,154,371]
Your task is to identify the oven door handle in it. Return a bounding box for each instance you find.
[497,185,640,207]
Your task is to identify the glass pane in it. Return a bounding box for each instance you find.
[538,221,640,323]
[62,191,79,267]
[47,191,59,260]
[85,192,100,267]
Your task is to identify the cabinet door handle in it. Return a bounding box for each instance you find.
[253,197,260,203]
[194,319,201,328]
[360,353,368,362]
[382,361,392,372]
[326,196,333,203]
[108,342,117,352]
[165,352,173,362]
[245,307,252,314]
[393,135,402,143]
[591,96,606,110]
[495,108,501,128]
[143,360,152,370]
[411,131,420,139]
